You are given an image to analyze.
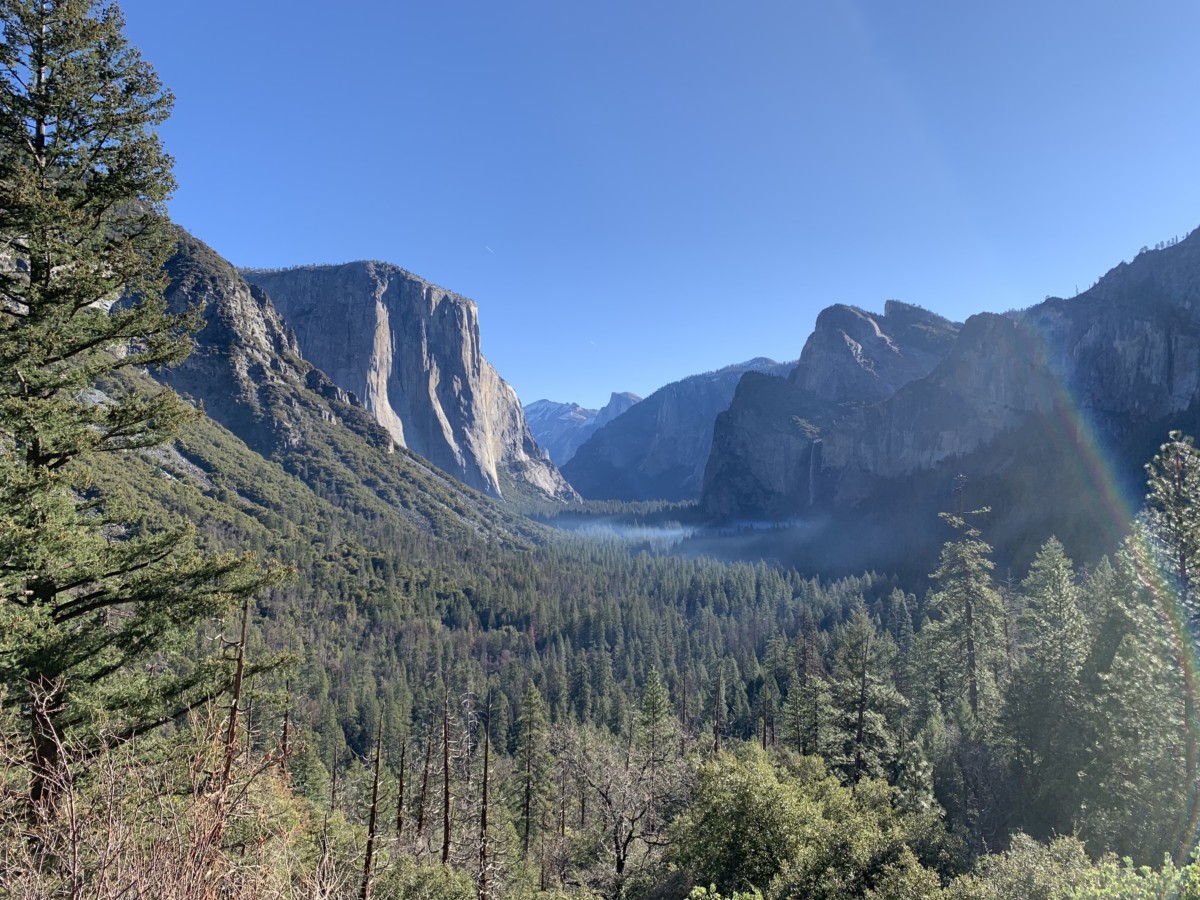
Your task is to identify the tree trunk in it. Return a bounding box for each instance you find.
[29,674,64,812]
[965,594,979,719]
[219,594,251,795]
[361,715,384,900]
[280,678,292,777]
[442,693,452,865]
[417,727,432,838]
[396,742,407,839]
[478,713,491,900]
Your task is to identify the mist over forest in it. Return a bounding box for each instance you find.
[5,3,1200,899]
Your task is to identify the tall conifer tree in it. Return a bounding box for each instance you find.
[515,684,549,856]
[1144,431,1200,623]
[926,509,1005,723]
[1004,537,1088,838]
[0,0,266,804]
[830,606,904,782]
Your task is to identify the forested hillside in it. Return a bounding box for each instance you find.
[3,2,1200,899]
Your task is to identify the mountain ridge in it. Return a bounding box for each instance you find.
[524,391,642,466]
[563,357,794,501]
[696,226,1200,577]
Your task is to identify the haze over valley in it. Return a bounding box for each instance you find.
[6,2,1200,898]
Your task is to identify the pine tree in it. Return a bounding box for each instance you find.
[637,668,679,837]
[0,0,269,807]
[1142,431,1200,783]
[1079,539,1190,862]
[514,684,549,856]
[781,667,836,759]
[830,606,904,782]
[926,509,1005,723]
[1144,431,1200,624]
[1004,537,1089,838]
[890,590,915,701]
[638,668,673,762]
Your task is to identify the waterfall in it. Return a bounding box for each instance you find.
[808,439,822,507]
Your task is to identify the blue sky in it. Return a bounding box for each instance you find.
[120,0,1200,409]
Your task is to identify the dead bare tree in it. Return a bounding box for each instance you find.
[395,740,407,841]
[416,725,432,855]
[478,698,492,900]
[0,697,296,900]
[442,691,452,865]
[556,719,693,899]
[361,713,385,900]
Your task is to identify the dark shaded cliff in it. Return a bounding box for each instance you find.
[563,358,792,501]
[697,229,1200,579]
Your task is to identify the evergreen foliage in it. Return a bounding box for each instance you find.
[0,0,271,810]
[829,606,904,783]
[515,684,550,856]
[1144,431,1200,622]
[1004,537,1088,838]
[1,4,1199,897]
[924,510,1005,724]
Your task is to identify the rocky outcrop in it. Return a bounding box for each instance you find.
[858,237,1200,493]
[1021,233,1200,433]
[158,231,321,456]
[563,358,793,501]
[525,392,641,466]
[242,263,576,502]
[793,300,961,403]
[154,230,544,541]
[698,227,1200,579]
[703,303,960,518]
[594,391,641,429]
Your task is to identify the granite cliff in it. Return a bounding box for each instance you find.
[698,228,1200,578]
[159,231,343,457]
[703,302,960,518]
[242,263,576,502]
[563,358,793,501]
[154,230,543,539]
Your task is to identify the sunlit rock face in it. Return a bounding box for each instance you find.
[562,358,794,502]
[153,229,547,539]
[242,262,577,502]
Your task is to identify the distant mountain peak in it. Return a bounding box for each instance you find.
[561,358,793,502]
[524,391,641,467]
[718,356,782,373]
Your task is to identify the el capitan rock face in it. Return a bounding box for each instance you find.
[151,232,552,542]
[154,230,542,539]
[242,262,577,502]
